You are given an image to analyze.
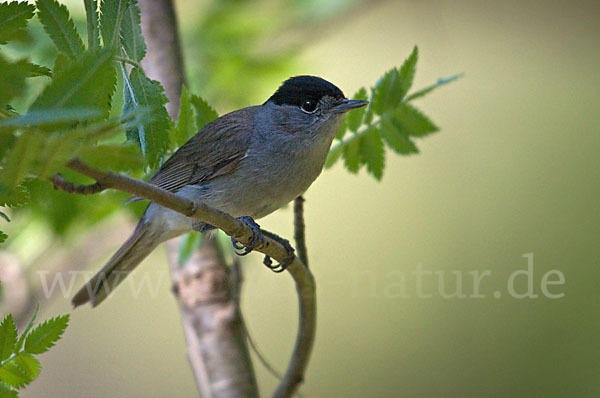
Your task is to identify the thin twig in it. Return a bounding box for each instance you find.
[60,158,316,397]
[293,196,309,268]
[52,173,105,195]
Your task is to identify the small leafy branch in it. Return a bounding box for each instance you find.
[326,46,462,179]
[0,307,69,396]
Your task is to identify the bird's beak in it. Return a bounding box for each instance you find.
[332,99,369,114]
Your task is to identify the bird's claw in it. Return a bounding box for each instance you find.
[261,231,295,273]
[231,216,265,256]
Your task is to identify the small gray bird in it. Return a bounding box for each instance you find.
[72,75,368,307]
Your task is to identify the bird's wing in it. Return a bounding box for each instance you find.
[148,108,254,194]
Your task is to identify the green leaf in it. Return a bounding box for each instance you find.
[0,359,30,388]
[24,63,52,78]
[0,55,29,107]
[125,67,171,167]
[0,108,102,128]
[0,185,30,208]
[178,232,203,266]
[120,0,145,62]
[0,132,44,187]
[84,0,100,51]
[0,315,17,362]
[405,73,464,102]
[100,0,130,49]
[325,143,343,169]
[359,127,385,180]
[53,52,71,75]
[77,143,143,171]
[30,49,116,120]
[0,381,18,397]
[372,46,418,115]
[0,1,36,45]
[380,118,418,155]
[10,353,40,382]
[342,136,361,173]
[171,86,196,147]
[346,87,367,132]
[36,135,80,178]
[36,0,85,59]
[392,104,438,137]
[0,231,7,245]
[0,211,9,222]
[15,305,38,353]
[24,314,69,355]
[83,0,100,51]
[190,94,218,130]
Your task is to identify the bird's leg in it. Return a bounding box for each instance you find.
[261,230,295,273]
[231,216,265,256]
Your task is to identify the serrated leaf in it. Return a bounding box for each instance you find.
[0,108,102,128]
[0,1,35,45]
[0,231,7,245]
[125,67,171,167]
[342,136,361,173]
[10,353,40,382]
[0,315,17,362]
[36,0,84,59]
[178,232,203,266]
[392,104,438,137]
[31,49,116,120]
[100,0,130,49]
[24,314,69,355]
[84,0,100,51]
[359,127,385,180]
[381,118,418,155]
[0,185,30,208]
[15,305,38,353]
[171,86,196,147]
[190,94,218,130]
[346,87,367,132]
[405,73,464,102]
[0,381,17,397]
[372,46,418,115]
[120,0,145,62]
[77,143,143,171]
[0,132,44,187]
[24,63,52,78]
[0,55,29,107]
[0,359,30,388]
[325,143,343,169]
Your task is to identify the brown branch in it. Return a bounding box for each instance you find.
[60,158,316,397]
[293,196,309,268]
[52,173,105,195]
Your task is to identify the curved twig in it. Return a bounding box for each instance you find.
[58,158,316,397]
[293,196,309,268]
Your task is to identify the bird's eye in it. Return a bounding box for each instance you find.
[301,100,318,113]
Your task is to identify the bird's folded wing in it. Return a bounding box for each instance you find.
[147,107,253,194]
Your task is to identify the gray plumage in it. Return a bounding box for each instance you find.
[72,76,368,307]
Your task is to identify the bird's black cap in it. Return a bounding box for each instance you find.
[267,75,346,107]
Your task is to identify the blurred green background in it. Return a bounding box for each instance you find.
[15,0,600,396]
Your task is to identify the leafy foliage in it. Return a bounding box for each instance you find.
[100,0,130,50]
[0,2,35,45]
[327,46,460,180]
[36,0,85,59]
[0,307,69,394]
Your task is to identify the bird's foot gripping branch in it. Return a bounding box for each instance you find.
[53,158,316,398]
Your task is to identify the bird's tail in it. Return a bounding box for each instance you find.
[72,218,159,308]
